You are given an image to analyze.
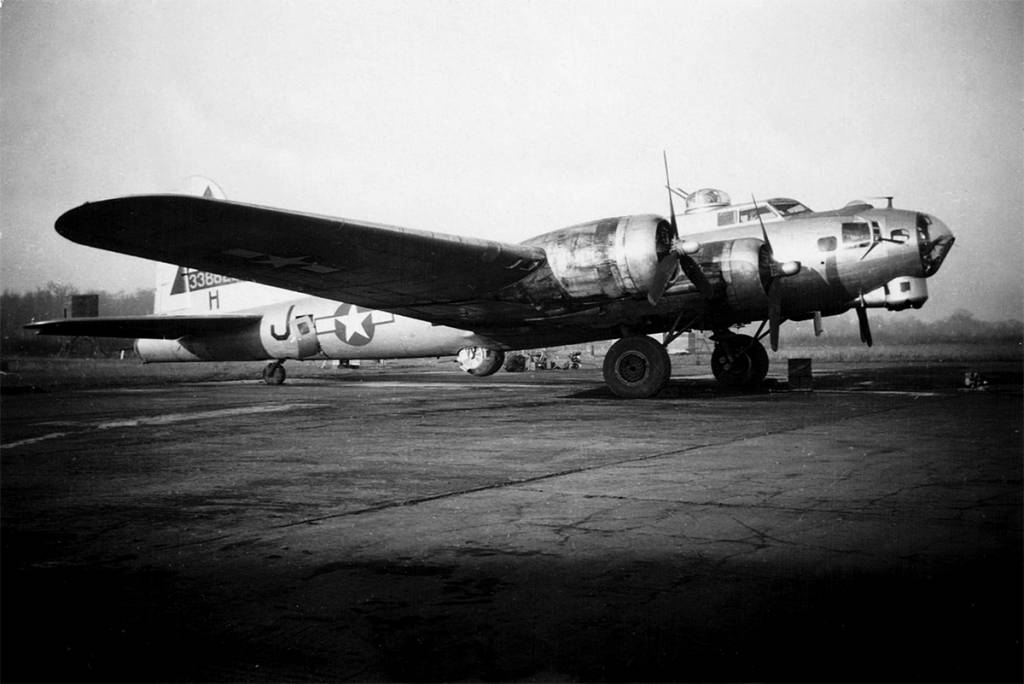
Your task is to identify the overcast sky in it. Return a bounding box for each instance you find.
[2,0,1021,322]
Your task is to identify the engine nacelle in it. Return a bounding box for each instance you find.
[706,237,772,320]
[861,276,929,311]
[457,347,506,376]
[522,215,674,300]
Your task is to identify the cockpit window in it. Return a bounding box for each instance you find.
[767,198,812,216]
[842,222,871,247]
[738,205,774,223]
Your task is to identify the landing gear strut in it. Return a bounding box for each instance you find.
[262,361,286,385]
[710,334,768,388]
[602,335,671,398]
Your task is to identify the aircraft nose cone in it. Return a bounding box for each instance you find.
[930,215,954,243]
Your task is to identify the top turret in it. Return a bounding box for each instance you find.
[684,188,731,213]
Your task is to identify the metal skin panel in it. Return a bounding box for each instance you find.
[861,277,929,310]
[670,208,935,324]
[712,238,770,321]
[132,298,494,363]
[41,191,954,362]
[56,195,547,318]
[135,327,266,362]
[258,298,493,361]
[520,215,669,301]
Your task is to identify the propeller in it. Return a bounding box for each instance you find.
[752,194,801,351]
[855,297,874,347]
[647,153,713,306]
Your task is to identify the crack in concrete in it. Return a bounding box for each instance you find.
[154,395,964,553]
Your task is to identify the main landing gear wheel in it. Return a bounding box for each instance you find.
[603,335,671,399]
[262,361,286,385]
[711,334,768,389]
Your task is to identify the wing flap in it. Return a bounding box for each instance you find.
[56,196,547,317]
[25,314,262,339]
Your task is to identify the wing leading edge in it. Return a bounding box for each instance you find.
[56,196,547,326]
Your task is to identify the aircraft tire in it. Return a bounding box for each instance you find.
[263,361,286,385]
[603,336,671,399]
[711,335,768,388]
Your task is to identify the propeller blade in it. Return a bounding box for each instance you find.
[648,154,714,305]
[768,279,782,351]
[663,151,679,237]
[751,194,771,249]
[647,252,680,306]
[752,194,784,349]
[679,253,713,299]
[856,305,873,347]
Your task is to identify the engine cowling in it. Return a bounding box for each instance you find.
[457,347,506,376]
[704,237,773,320]
[522,215,674,300]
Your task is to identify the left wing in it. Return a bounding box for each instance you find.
[24,314,262,339]
[56,196,547,326]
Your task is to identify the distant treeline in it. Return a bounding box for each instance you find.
[1,283,1021,357]
[780,308,1023,345]
[2,284,154,356]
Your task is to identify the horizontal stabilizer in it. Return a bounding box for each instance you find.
[25,314,262,339]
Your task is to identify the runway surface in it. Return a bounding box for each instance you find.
[2,360,1021,681]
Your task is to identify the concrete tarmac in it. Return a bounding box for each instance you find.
[2,360,1021,681]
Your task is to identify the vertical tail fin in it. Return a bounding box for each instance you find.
[155,177,228,314]
[154,177,298,314]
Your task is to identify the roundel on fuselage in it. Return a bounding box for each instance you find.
[333,303,375,346]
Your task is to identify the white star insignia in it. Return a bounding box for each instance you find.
[254,254,312,269]
[337,307,372,342]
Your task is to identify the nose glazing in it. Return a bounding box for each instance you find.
[917,213,954,276]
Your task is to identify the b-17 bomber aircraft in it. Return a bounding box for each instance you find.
[26,166,954,398]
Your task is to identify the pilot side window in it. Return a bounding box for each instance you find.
[842,222,871,247]
[739,206,771,223]
[817,236,837,252]
[717,211,736,227]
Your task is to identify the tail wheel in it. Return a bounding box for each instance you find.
[711,335,768,388]
[603,336,671,399]
[262,361,286,385]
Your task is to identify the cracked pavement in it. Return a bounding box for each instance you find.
[2,361,1021,681]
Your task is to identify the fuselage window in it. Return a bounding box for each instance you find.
[817,236,837,252]
[717,211,736,227]
[769,199,811,216]
[890,228,910,243]
[842,222,871,247]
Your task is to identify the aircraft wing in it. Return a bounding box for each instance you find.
[56,195,548,326]
[25,314,261,339]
